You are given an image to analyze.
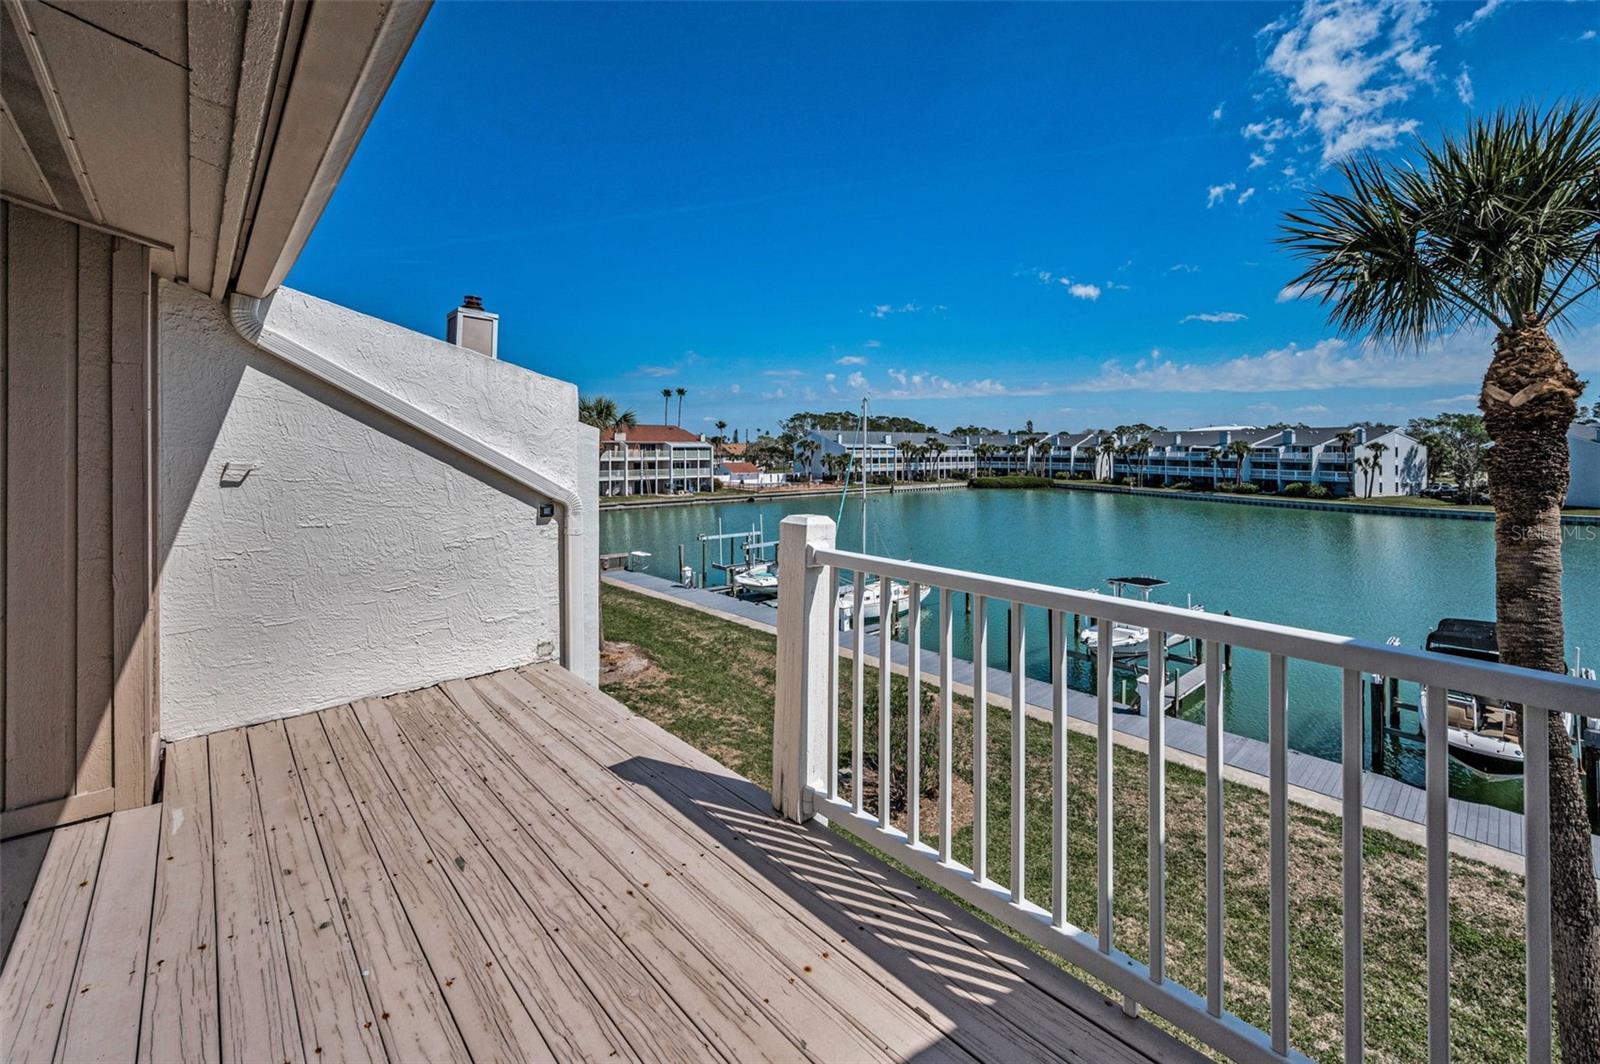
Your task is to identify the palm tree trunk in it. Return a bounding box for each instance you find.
[1481,324,1598,1062]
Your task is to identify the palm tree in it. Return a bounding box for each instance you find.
[1281,101,1600,1054]
[796,438,821,483]
[1036,439,1054,477]
[1363,440,1389,497]
[660,388,672,424]
[1206,446,1222,489]
[1353,455,1375,498]
[1134,436,1152,487]
[675,387,686,425]
[896,439,916,482]
[1098,435,1116,482]
[1227,439,1251,486]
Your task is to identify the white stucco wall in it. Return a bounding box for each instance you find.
[157,283,597,740]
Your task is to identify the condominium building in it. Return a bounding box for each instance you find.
[1103,425,1428,497]
[796,431,978,481]
[600,425,715,495]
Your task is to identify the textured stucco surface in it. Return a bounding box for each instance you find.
[158,283,597,739]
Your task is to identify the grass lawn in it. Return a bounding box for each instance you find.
[599,583,1540,1063]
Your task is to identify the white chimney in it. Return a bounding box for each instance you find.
[446,294,499,359]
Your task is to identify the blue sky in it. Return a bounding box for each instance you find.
[289,0,1600,437]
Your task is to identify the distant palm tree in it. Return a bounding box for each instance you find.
[1133,436,1152,487]
[1353,455,1375,498]
[1036,439,1054,477]
[1363,440,1389,497]
[1095,436,1114,481]
[1281,103,1600,1053]
[660,388,672,424]
[1206,446,1222,488]
[1227,439,1251,485]
[796,438,821,483]
[675,387,686,425]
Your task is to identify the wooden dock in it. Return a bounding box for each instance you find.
[1,663,1188,1063]
[607,569,1600,876]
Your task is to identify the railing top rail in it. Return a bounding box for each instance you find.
[810,544,1600,715]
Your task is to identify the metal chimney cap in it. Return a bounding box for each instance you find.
[462,294,485,310]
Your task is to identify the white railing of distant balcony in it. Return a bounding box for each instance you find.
[769,514,1597,1064]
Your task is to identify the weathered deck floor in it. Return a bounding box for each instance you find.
[1,664,1190,1063]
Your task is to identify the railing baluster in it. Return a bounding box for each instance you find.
[973,595,989,882]
[1011,600,1027,903]
[1424,682,1449,1064]
[1051,609,1068,929]
[1096,618,1114,955]
[938,589,954,864]
[1269,653,1289,1056]
[827,565,840,802]
[1205,640,1224,1018]
[1148,632,1167,984]
[907,582,922,846]
[1524,704,1552,1064]
[879,579,894,831]
[852,570,866,817]
[1341,668,1364,1062]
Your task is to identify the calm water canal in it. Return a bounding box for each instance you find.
[602,488,1600,812]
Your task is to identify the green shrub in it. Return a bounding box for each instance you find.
[1170,480,1193,491]
[1281,482,1307,496]
[1234,482,1262,494]
[969,475,1054,489]
[1306,484,1332,499]
[1214,482,1236,493]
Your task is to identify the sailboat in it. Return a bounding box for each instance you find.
[835,397,929,628]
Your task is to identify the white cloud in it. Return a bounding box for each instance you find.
[1181,311,1249,323]
[846,371,869,391]
[867,302,921,318]
[763,368,804,379]
[1170,263,1201,273]
[1211,102,1225,121]
[836,355,868,365]
[761,387,787,400]
[1103,280,1131,291]
[1260,0,1439,162]
[1580,29,1597,41]
[864,339,882,348]
[1206,182,1237,207]
[1237,187,1257,205]
[1248,152,1270,170]
[730,383,740,394]
[1294,404,1331,414]
[823,372,837,383]
[1066,327,1600,394]
[637,365,677,377]
[881,369,1051,400]
[1065,282,1102,301]
[1455,65,1474,105]
[1454,0,1506,35]
[1276,280,1330,302]
[1426,392,1480,406]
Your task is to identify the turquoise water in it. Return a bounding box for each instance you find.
[602,489,1599,811]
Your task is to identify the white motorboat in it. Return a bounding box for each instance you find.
[837,578,930,627]
[1078,577,1201,657]
[1417,618,1575,772]
[733,563,779,598]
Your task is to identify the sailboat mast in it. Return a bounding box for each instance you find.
[859,396,868,552]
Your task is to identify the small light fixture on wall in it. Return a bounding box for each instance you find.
[219,461,255,487]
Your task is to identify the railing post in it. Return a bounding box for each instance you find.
[773,514,837,822]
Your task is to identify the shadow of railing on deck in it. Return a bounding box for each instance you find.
[607,753,1190,1063]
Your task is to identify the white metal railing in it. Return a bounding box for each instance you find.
[769,514,1597,1064]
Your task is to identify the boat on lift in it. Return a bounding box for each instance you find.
[733,563,779,598]
[1417,618,1577,772]
[838,578,930,626]
[1078,577,1202,657]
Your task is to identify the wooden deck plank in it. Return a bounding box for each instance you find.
[138,738,218,1064]
[340,700,672,1064]
[456,672,978,1064]
[385,687,820,1064]
[280,712,495,1064]
[318,705,578,1063]
[245,721,384,1064]
[57,804,160,1064]
[520,662,1175,1064]
[207,729,304,1064]
[0,818,107,1063]
[1,831,53,962]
